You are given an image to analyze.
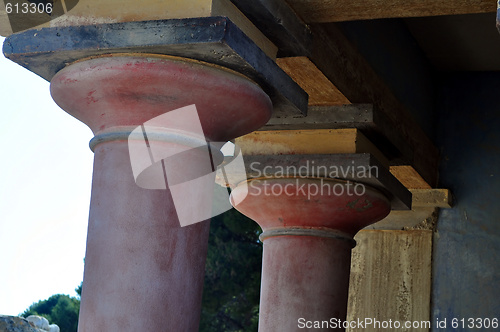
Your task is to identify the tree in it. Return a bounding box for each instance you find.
[21,210,263,332]
[22,294,80,332]
[199,209,262,332]
[75,282,82,298]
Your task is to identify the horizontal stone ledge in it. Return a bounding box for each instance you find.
[410,189,452,208]
[262,104,412,162]
[216,153,412,210]
[2,16,307,116]
[364,189,452,230]
[230,0,313,57]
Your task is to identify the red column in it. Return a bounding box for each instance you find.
[231,178,391,331]
[50,55,272,331]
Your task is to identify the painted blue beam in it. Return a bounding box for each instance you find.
[2,17,308,116]
[230,0,312,57]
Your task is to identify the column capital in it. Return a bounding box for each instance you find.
[50,54,273,144]
[46,52,273,331]
[3,17,307,116]
[231,177,391,237]
[230,176,390,331]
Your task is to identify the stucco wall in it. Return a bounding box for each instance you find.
[432,72,500,330]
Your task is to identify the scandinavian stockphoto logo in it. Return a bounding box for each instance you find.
[128,105,248,227]
[3,0,79,33]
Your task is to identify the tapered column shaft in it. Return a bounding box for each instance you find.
[260,236,352,330]
[231,178,391,331]
[78,141,210,331]
[49,55,273,331]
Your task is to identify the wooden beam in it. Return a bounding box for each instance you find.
[211,0,278,58]
[308,23,439,186]
[366,189,451,230]
[411,189,452,208]
[390,165,432,189]
[236,128,390,168]
[1,0,279,60]
[230,0,312,56]
[222,0,439,185]
[260,105,441,196]
[0,0,47,36]
[276,56,350,106]
[0,9,11,36]
[0,0,58,36]
[217,153,412,210]
[3,18,307,115]
[286,0,496,23]
[262,104,412,163]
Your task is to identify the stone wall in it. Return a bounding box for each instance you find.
[0,315,59,332]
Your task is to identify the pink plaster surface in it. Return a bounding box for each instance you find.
[231,178,391,331]
[260,236,352,331]
[49,55,273,331]
[50,55,272,141]
[231,178,391,236]
[80,142,209,331]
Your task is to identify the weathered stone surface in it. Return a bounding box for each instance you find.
[0,315,59,332]
[347,230,432,331]
[0,315,38,332]
[3,17,307,116]
[25,317,48,331]
[47,325,59,332]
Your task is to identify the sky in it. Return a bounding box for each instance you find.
[0,36,94,315]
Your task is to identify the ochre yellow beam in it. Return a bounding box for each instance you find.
[277,56,350,106]
[390,165,431,189]
[286,0,496,23]
[410,189,452,208]
[367,189,452,230]
[236,128,390,168]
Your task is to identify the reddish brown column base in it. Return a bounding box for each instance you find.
[231,178,391,331]
[50,54,272,331]
[79,141,211,331]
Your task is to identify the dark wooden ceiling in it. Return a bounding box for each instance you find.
[405,12,500,71]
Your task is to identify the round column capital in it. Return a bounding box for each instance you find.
[50,54,273,143]
[231,177,391,237]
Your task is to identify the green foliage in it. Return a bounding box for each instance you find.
[199,209,262,332]
[22,294,80,332]
[21,211,263,332]
[75,282,82,298]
